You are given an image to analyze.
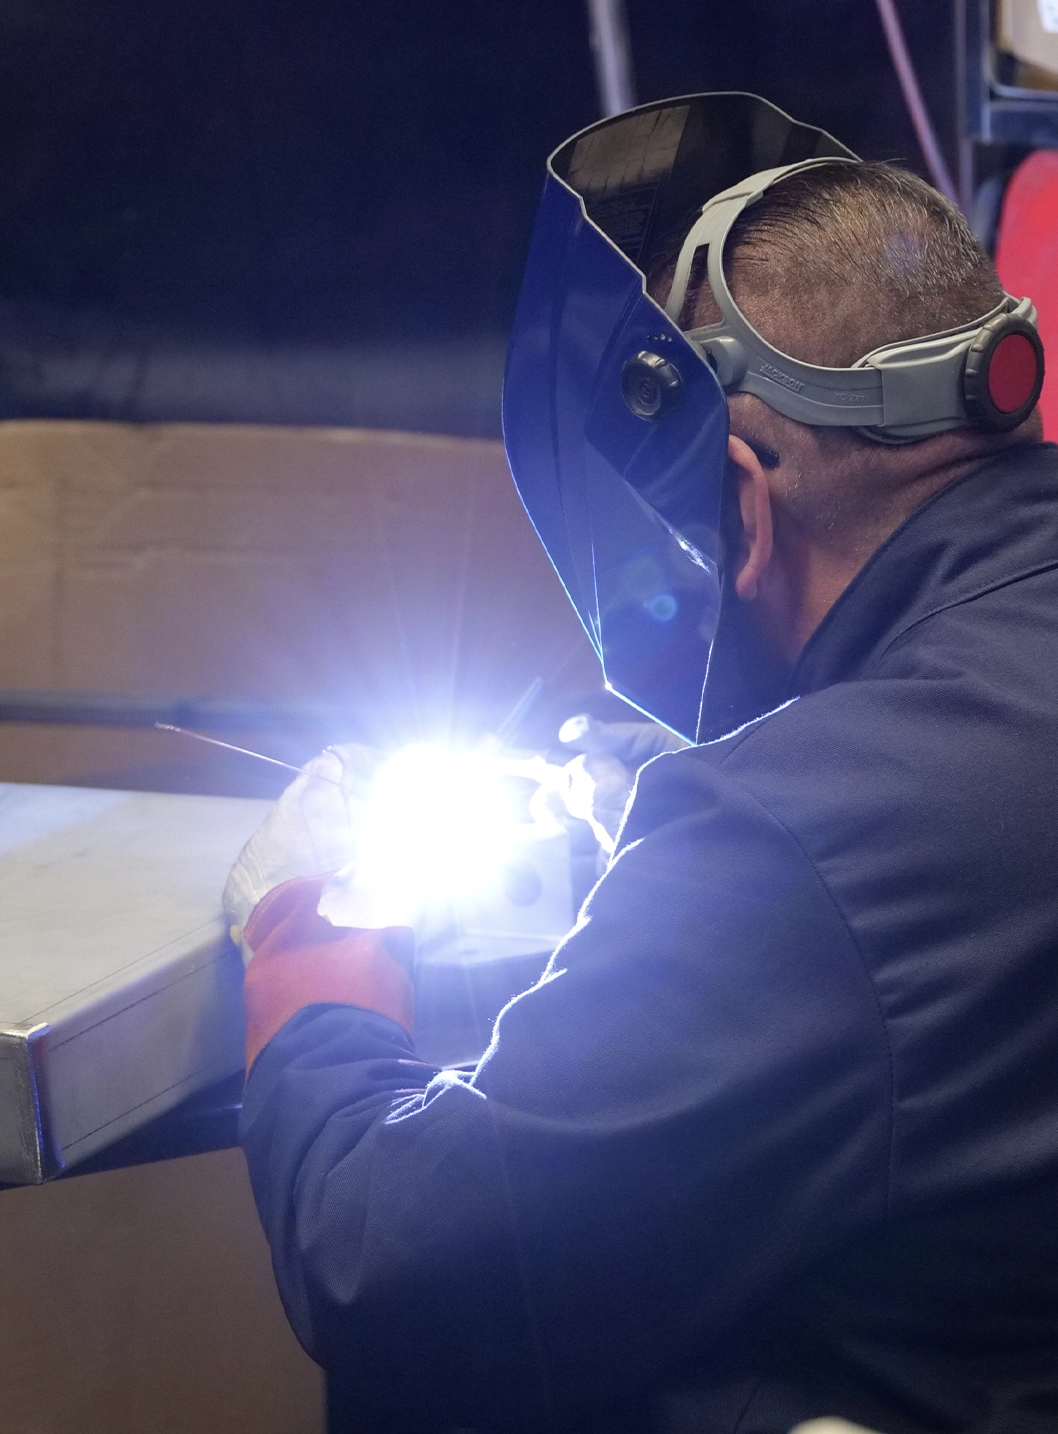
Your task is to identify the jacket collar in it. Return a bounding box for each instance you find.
[789,441,1058,698]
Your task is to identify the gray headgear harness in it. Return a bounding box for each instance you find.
[663,157,1044,443]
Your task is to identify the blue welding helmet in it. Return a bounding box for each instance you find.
[502,93,856,741]
[503,92,1044,741]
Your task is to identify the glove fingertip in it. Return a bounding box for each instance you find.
[558,713,592,746]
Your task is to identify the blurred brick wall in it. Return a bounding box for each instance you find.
[0,421,598,793]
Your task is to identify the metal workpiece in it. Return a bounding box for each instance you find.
[0,1023,61,1183]
[0,783,270,1184]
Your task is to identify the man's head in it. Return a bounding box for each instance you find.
[652,160,1044,663]
[504,93,1047,739]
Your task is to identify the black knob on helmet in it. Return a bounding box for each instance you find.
[621,351,683,420]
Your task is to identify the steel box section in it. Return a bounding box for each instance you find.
[0,784,270,1184]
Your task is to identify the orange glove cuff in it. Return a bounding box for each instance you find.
[242,875,414,1069]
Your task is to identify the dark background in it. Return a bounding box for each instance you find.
[0,0,957,436]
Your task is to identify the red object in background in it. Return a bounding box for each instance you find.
[995,151,1058,440]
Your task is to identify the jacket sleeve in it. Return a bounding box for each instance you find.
[239,749,894,1430]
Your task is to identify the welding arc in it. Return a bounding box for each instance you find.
[153,723,345,786]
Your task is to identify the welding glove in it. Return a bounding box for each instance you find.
[558,714,690,853]
[222,743,382,947]
[239,872,414,1068]
[225,742,416,1069]
[226,739,507,957]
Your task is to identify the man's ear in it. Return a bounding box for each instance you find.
[727,434,774,602]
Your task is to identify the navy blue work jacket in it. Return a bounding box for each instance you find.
[241,441,1058,1434]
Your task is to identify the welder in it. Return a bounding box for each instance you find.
[227,94,1058,1433]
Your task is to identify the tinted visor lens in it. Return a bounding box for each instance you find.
[504,179,727,739]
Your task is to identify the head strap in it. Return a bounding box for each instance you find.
[663,158,1041,443]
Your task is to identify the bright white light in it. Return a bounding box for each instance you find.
[324,743,566,931]
[364,743,518,902]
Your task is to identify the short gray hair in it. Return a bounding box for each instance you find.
[720,160,1005,368]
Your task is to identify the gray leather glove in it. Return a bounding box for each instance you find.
[557,714,689,852]
[222,743,384,960]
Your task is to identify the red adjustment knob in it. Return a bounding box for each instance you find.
[964,317,1045,431]
[987,332,1039,413]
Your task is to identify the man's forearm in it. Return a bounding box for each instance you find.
[239,1003,556,1430]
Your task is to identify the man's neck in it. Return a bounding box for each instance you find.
[761,424,1045,662]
